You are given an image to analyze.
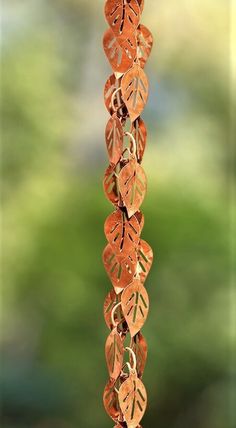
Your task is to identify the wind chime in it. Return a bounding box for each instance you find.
[102,1,153,426]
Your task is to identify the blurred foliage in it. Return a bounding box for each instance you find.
[1,1,234,428]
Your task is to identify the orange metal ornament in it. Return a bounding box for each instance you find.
[105,115,124,165]
[104,210,140,260]
[121,64,149,122]
[103,0,154,425]
[105,328,125,380]
[103,28,137,74]
[103,244,137,294]
[104,0,141,40]
[121,279,149,337]
[118,371,147,427]
[118,157,147,218]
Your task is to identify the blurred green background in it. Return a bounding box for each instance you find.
[1,0,234,427]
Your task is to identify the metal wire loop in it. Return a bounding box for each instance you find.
[125,346,137,373]
[111,302,122,327]
[125,131,137,157]
[111,87,122,112]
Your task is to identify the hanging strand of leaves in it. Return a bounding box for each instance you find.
[103,1,154,426]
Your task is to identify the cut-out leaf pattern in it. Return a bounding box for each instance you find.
[131,332,148,378]
[103,379,121,422]
[131,118,147,163]
[104,289,121,329]
[104,164,120,206]
[105,329,124,380]
[104,210,140,260]
[137,24,153,68]
[103,244,137,294]
[137,239,153,283]
[118,158,147,218]
[105,0,140,39]
[106,114,124,165]
[103,28,137,74]
[121,64,149,122]
[118,373,147,427]
[121,279,149,337]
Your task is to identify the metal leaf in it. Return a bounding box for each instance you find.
[118,373,147,427]
[105,328,124,380]
[121,279,149,337]
[103,244,137,294]
[105,0,140,39]
[103,28,137,74]
[131,332,148,378]
[121,64,149,122]
[118,158,147,218]
[104,210,140,260]
[103,379,120,422]
[105,114,124,165]
[137,24,153,68]
[104,289,121,329]
[131,118,147,163]
[137,239,153,283]
[104,164,120,206]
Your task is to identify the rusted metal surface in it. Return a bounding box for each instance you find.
[103,1,153,425]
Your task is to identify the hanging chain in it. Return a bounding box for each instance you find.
[102,1,154,426]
